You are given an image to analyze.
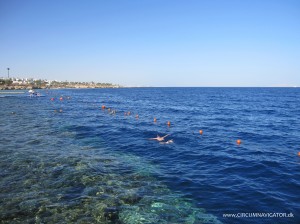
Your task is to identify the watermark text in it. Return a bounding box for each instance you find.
[223,212,294,219]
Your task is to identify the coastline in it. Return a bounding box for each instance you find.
[0,84,121,90]
[1,85,298,91]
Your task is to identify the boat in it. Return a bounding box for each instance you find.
[28,90,45,97]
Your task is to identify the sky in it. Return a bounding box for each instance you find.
[0,0,299,87]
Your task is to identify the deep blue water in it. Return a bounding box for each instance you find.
[1,88,300,224]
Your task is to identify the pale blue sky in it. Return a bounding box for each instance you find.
[0,0,299,87]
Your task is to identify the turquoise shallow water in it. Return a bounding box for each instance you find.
[0,88,300,224]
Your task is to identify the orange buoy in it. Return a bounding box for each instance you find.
[199,130,203,135]
[101,105,106,109]
[298,152,300,156]
[236,139,242,145]
[154,118,157,122]
[167,121,171,127]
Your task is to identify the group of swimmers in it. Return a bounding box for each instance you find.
[102,105,174,144]
[52,98,174,144]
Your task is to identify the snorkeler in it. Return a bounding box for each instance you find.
[149,134,170,142]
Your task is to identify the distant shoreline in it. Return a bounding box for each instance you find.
[0,85,121,91]
[0,86,298,90]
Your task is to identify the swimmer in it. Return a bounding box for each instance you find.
[149,134,170,142]
[160,139,174,144]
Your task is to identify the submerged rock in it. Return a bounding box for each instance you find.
[104,206,119,222]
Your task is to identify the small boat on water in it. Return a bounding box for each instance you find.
[28,89,45,97]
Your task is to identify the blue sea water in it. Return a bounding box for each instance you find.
[0,87,300,224]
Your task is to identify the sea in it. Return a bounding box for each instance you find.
[0,87,299,224]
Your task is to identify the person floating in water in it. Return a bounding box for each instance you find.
[149,134,170,142]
